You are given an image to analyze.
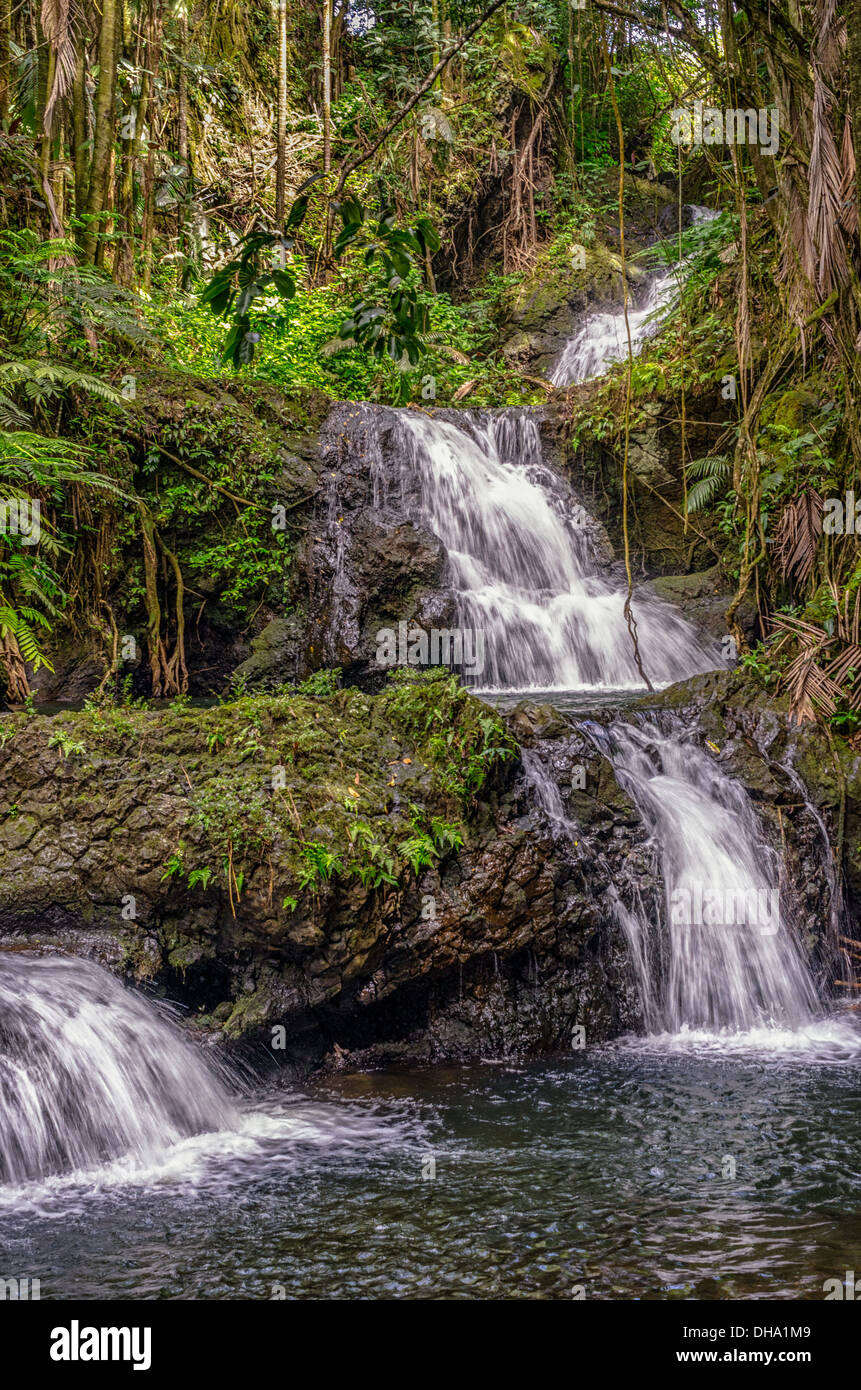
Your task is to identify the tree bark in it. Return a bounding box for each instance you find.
[72,33,88,224]
[83,0,119,263]
[176,6,189,284]
[0,0,10,124]
[322,0,331,172]
[276,0,287,220]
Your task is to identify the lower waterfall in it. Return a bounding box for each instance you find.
[582,719,825,1035]
[0,953,236,1184]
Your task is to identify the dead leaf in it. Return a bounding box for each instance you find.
[452,379,477,402]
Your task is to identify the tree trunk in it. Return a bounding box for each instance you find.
[176,6,189,285]
[72,33,88,224]
[322,0,331,172]
[276,0,287,221]
[0,0,10,124]
[441,15,452,94]
[83,0,118,263]
[141,1,163,289]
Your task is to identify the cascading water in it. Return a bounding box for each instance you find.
[372,408,722,690]
[586,719,821,1034]
[550,206,718,388]
[0,953,236,1184]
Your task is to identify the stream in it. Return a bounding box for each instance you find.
[4,1045,861,1300]
[3,225,859,1303]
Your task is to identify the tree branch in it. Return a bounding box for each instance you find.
[335,0,507,194]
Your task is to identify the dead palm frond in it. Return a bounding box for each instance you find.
[771,591,861,722]
[41,0,77,136]
[807,0,851,298]
[773,490,823,588]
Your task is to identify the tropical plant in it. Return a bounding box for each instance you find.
[685,455,732,514]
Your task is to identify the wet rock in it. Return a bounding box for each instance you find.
[645,566,757,643]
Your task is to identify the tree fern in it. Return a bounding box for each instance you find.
[0,360,123,419]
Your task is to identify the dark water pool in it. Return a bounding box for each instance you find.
[3,1028,861,1301]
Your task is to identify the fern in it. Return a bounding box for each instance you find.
[685,455,732,513]
[0,360,122,421]
[0,605,53,670]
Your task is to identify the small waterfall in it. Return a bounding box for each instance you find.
[0,954,236,1184]
[589,721,820,1033]
[372,408,721,691]
[551,206,718,388]
[520,748,569,830]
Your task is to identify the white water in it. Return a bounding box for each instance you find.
[376,409,721,691]
[588,721,823,1035]
[551,205,718,388]
[0,953,424,1195]
[0,954,236,1184]
[0,198,843,1213]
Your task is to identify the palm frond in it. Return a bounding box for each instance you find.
[41,0,76,135]
[774,490,822,587]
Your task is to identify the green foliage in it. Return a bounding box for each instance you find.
[200,189,440,389]
[382,668,516,806]
[298,667,342,697]
[397,830,438,876]
[46,729,87,758]
[0,369,129,683]
[0,230,151,359]
[161,851,185,881]
[333,197,440,376]
[397,810,464,877]
[686,455,732,513]
[297,839,343,891]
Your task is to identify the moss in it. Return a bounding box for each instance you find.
[765,386,821,434]
[223,985,277,1039]
[20,673,515,928]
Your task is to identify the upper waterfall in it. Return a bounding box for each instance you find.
[551,206,719,388]
[0,954,236,1184]
[372,407,722,691]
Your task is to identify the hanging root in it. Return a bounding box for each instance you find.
[139,503,188,698]
[91,600,121,698]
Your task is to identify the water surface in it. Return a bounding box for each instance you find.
[4,1038,861,1300]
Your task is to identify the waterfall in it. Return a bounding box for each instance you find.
[0,954,236,1184]
[551,206,718,388]
[372,408,721,691]
[587,720,821,1033]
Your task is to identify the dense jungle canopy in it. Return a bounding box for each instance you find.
[0,0,860,729]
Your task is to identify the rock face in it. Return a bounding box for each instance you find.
[644,568,757,645]
[497,175,680,379]
[232,402,460,691]
[0,668,855,1073]
[0,677,640,1071]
